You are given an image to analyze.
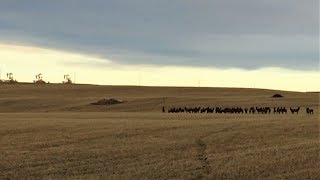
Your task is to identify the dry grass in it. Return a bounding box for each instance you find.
[0,84,319,179]
[0,83,318,112]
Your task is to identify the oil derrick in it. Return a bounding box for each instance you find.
[3,73,18,84]
[62,74,72,84]
[34,73,46,84]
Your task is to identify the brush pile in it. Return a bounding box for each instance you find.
[272,94,284,98]
[91,98,123,106]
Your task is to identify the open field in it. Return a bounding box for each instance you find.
[0,84,319,179]
[0,83,318,113]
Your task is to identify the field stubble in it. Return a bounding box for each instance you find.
[0,112,319,179]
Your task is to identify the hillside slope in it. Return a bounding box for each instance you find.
[0,84,318,112]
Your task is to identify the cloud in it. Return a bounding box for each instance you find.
[0,43,319,92]
[0,0,318,70]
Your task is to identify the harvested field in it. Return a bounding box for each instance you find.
[0,84,319,179]
[0,84,317,113]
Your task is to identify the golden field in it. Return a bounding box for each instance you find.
[0,84,319,179]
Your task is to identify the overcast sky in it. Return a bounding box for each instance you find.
[0,0,318,70]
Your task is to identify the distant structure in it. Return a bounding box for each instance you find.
[0,73,18,84]
[62,74,73,84]
[7,73,13,80]
[34,73,46,84]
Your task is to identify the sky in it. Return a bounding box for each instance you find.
[0,0,319,91]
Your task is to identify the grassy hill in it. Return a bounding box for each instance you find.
[0,83,319,179]
[0,83,318,112]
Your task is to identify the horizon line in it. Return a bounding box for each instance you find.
[0,81,316,93]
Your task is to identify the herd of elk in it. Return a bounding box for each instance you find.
[290,107,300,114]
[164,106,314,115]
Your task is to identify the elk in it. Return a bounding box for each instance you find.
[290,107,300,114]
[306,108,314,115]
[249,107,256,114]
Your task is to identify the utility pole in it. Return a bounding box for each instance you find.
[73,72,76,84]
[138,72,141,87]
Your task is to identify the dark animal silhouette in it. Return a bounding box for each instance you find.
[290,107,300,114]
[256,107,271,114]
[165,106,307,116]
[275,107,287,114]
[249,107,256,114]
[306,108,314,115]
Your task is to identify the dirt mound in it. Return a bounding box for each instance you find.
[272,94,284,98]
[91,98,123,106]
[34,80,47,84]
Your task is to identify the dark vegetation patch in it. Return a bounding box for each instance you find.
[272,94,284,98]
[91,98,123,106]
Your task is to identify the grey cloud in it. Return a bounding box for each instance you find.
[0,0,318,70]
